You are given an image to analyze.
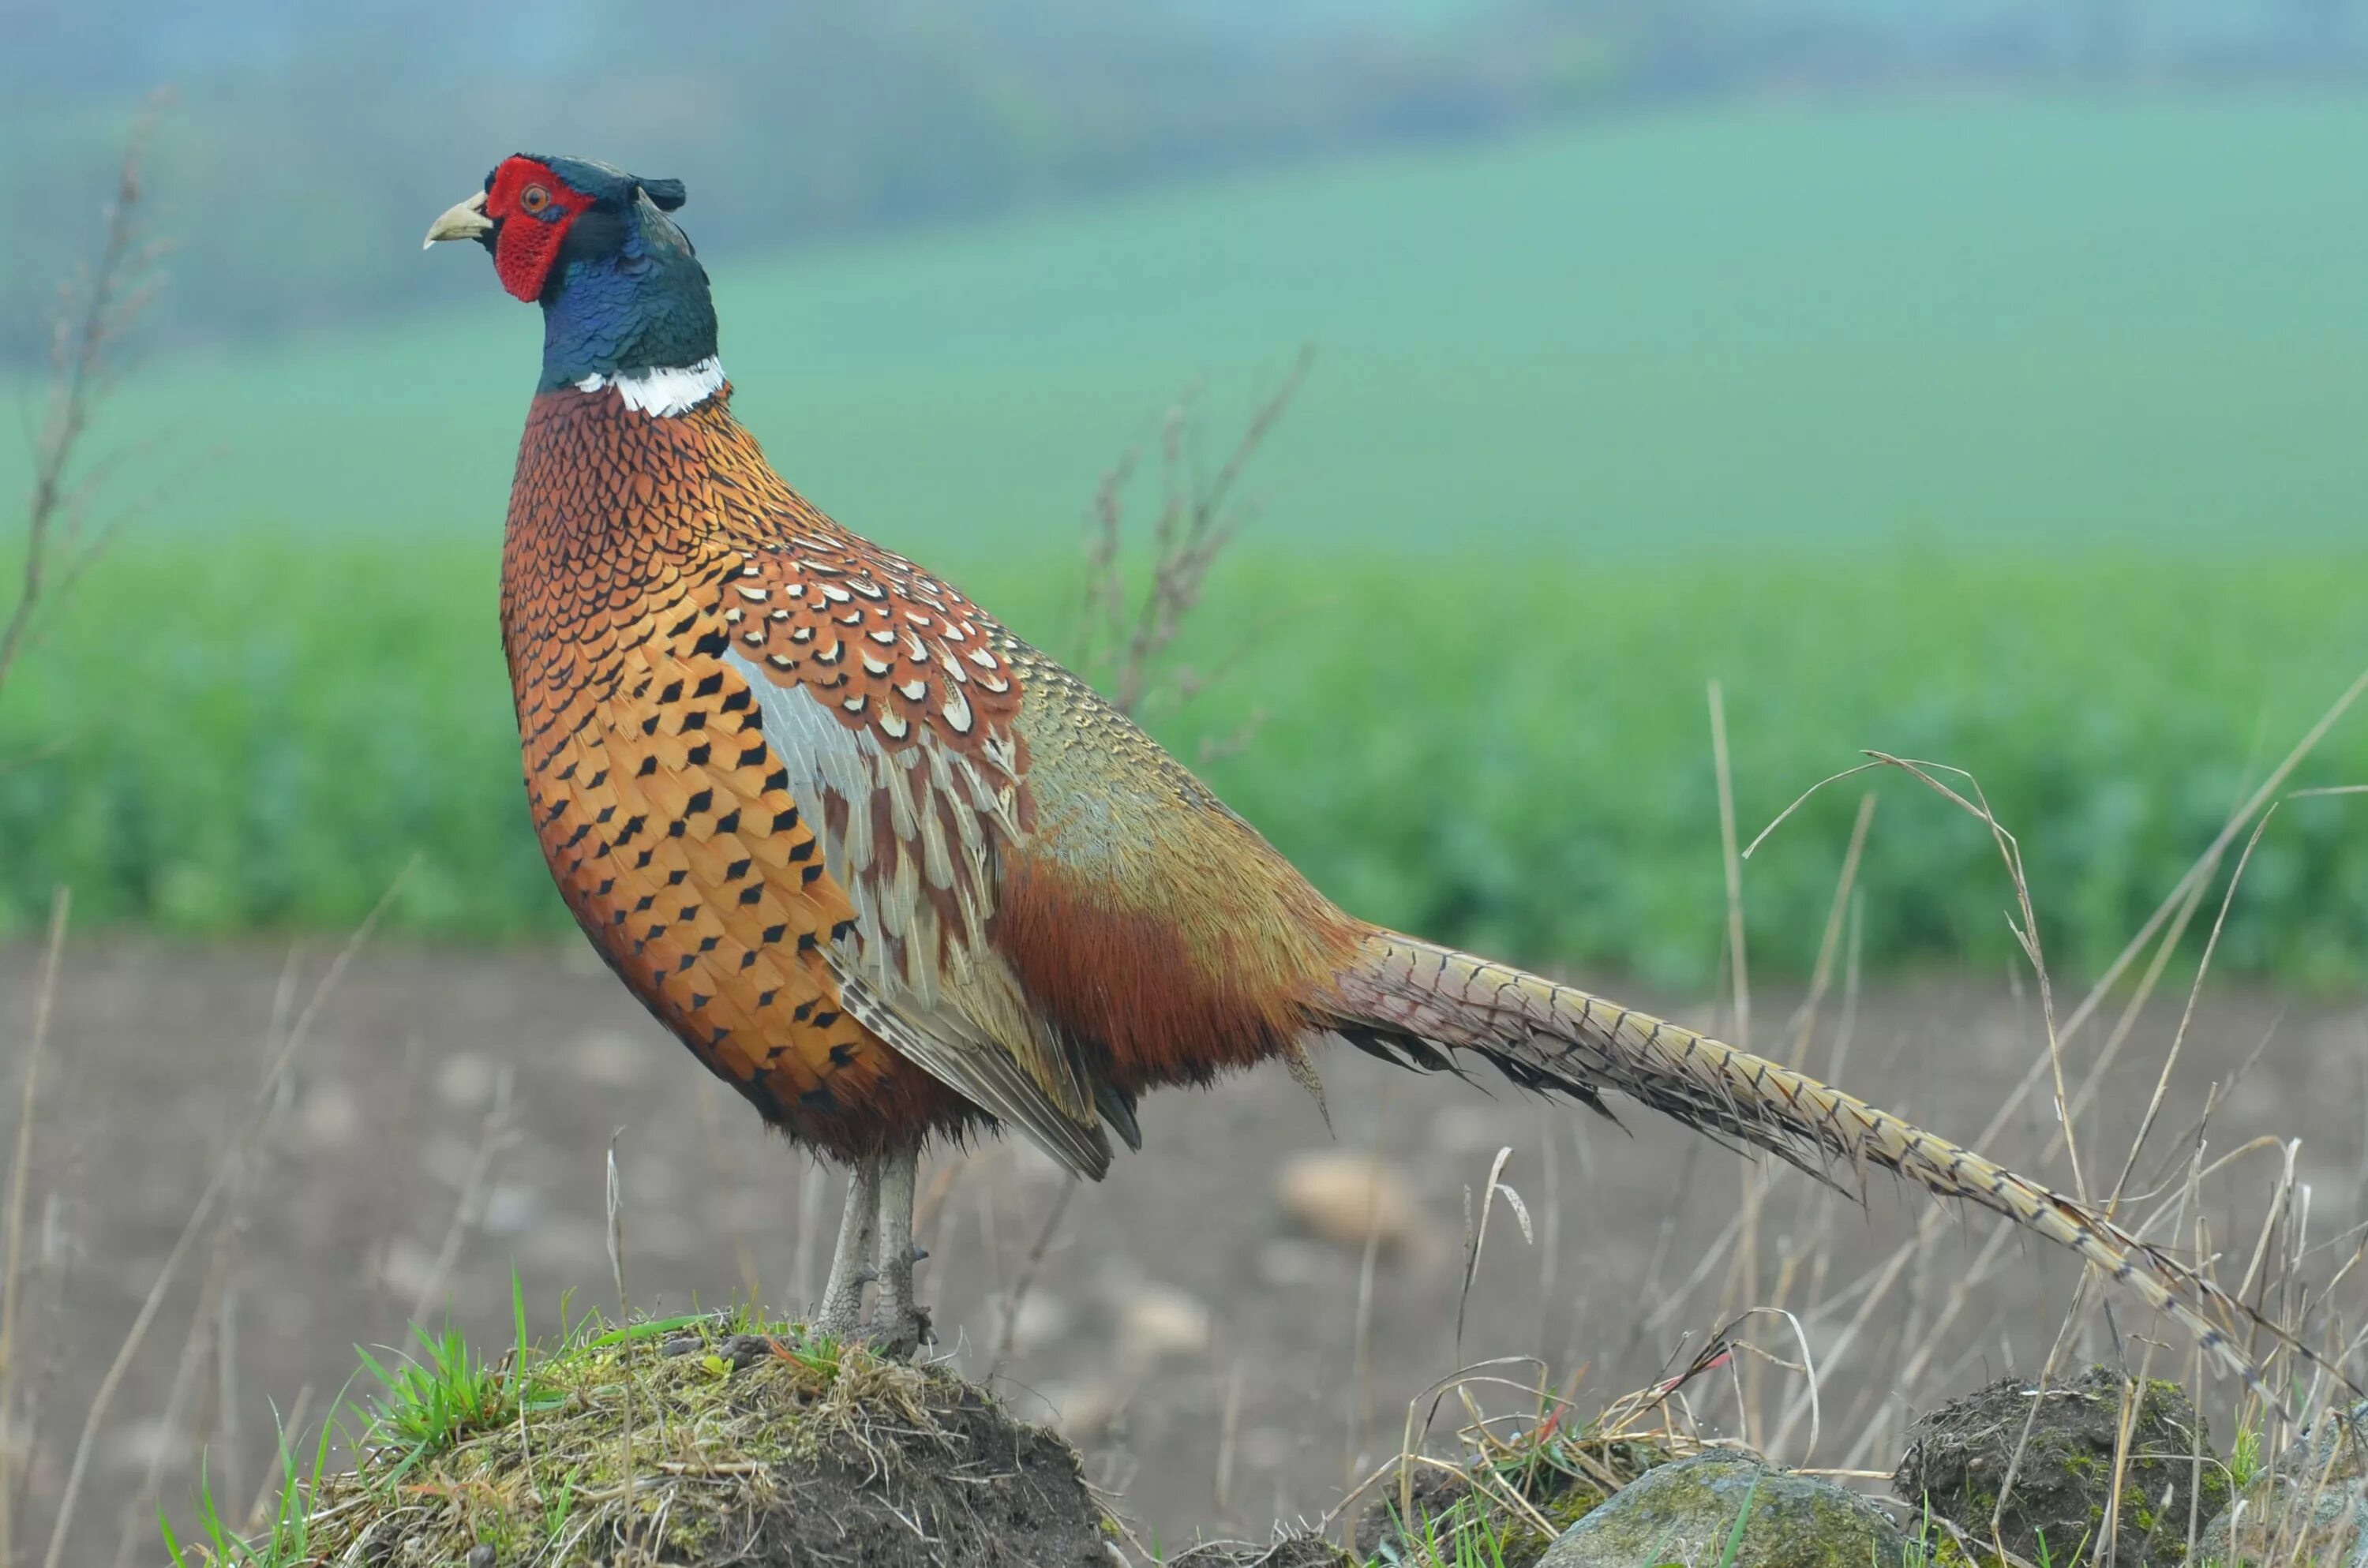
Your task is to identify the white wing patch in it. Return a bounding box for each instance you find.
[724,648,1109,1177]
[576,357,726,417]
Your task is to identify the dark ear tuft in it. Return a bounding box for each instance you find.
[639,178,688,211]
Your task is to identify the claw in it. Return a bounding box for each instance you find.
[858,1303,933,1360]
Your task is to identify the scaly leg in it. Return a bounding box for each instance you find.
[867,1144,929,1357]
[812,1154,880,1338]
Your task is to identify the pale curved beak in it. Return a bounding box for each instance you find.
[422,190,493,250]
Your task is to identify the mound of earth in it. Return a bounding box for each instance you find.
[306,1319,1107,1567]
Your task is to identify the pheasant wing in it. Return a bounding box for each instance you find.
[716,532,1111,1177]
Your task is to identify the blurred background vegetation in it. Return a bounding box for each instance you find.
[3,0,2364,986]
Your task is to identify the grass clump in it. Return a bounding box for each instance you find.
[1353,1399,1676,1568]
[354,1323,535,1483]
[161,1417,337,1568]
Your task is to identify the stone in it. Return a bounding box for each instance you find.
[1895,1364,2227,1567]
[433,1050,497,1109]
[1116,1281,1211,1363]
[568,1028,648,1084]
[1276,1151,1422,1253]
[1542,1450,1915,1568]
[2195,1399,2368,1567]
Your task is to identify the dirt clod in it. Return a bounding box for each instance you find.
[1895,1364,2228,1567]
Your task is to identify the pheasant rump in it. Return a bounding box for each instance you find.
[425,154,2272,1375]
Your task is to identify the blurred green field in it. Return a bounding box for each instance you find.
[5,538,2364,986]
[4,93,2362,558]
[4,95,2365,982]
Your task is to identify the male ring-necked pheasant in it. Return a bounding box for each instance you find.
[426,154,2272,1377]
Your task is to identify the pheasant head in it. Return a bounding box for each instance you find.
[425,154,720,410]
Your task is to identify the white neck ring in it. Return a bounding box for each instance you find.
[575,357,726,417]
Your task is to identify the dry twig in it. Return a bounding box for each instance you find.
[1077,346,1313,720]
[3,99,179,712]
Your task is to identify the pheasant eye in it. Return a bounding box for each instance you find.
[519,185,551,214]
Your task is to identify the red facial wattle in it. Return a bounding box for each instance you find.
[486,158,583,302]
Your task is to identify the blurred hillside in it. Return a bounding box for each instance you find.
[6,0,2363,361]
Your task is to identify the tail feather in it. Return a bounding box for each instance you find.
[1331,929,2332,1401]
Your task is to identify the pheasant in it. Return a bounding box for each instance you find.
[426,153,2273,1378]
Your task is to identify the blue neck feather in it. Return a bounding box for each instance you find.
[538,206,719,392]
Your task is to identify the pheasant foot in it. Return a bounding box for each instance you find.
[811,1154,880,1338]
[862,1145,931,1357]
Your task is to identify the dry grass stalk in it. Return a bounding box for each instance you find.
[2102,809,2278,1217]
[1347,1105,1389,1488]
[1782,792,1878,1066]
[2057,663,2368,1044]
[406,1064,519,1327]
[988,1176,1076,1376]
[41,863,411,1568]
[1706,680,1777,1446]
[2,98,180,713]
[1593,672,2368,1557]
[1749,733,2359,1417]
[0,890,66,1568]
[1077,346,1313,720]
[1454,1146,1531,1364]
[1706,680,1752,1053]
[1322,1342,1743,1560]
[604,1132,637,1519]
[114,1219,238,1568]
[1215,1359,1245,1514]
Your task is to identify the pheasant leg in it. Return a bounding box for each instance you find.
[866,1144,929,1357]
[813,1154,880,1337]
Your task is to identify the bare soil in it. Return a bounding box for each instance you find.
[2,940,2361,1557]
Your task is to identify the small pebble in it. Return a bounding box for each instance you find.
[716,1333,783,1370]
[1117,1283,1210,1364]
[434,1051,496,1110]
[570,1030,647,1085]
[1276,1151,1421,1252]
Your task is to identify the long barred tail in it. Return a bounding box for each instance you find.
[1330,929,2315,1398]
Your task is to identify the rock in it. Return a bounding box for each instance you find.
[375,1234,442,1304]
[1257,1237,1336,1288]
[482,1181,541,1236]
[2195,1399,2368,1567]
[1895,1364,2227,1568]
[1117,1282,1211,1364]
[1041,1378,1130,1441]
[433,1050,497,1109]
[568,1028,648,1084]
[1276,1151,1421,1253]
[1542,1450,1913,1568]
[294,1080,362,1149]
